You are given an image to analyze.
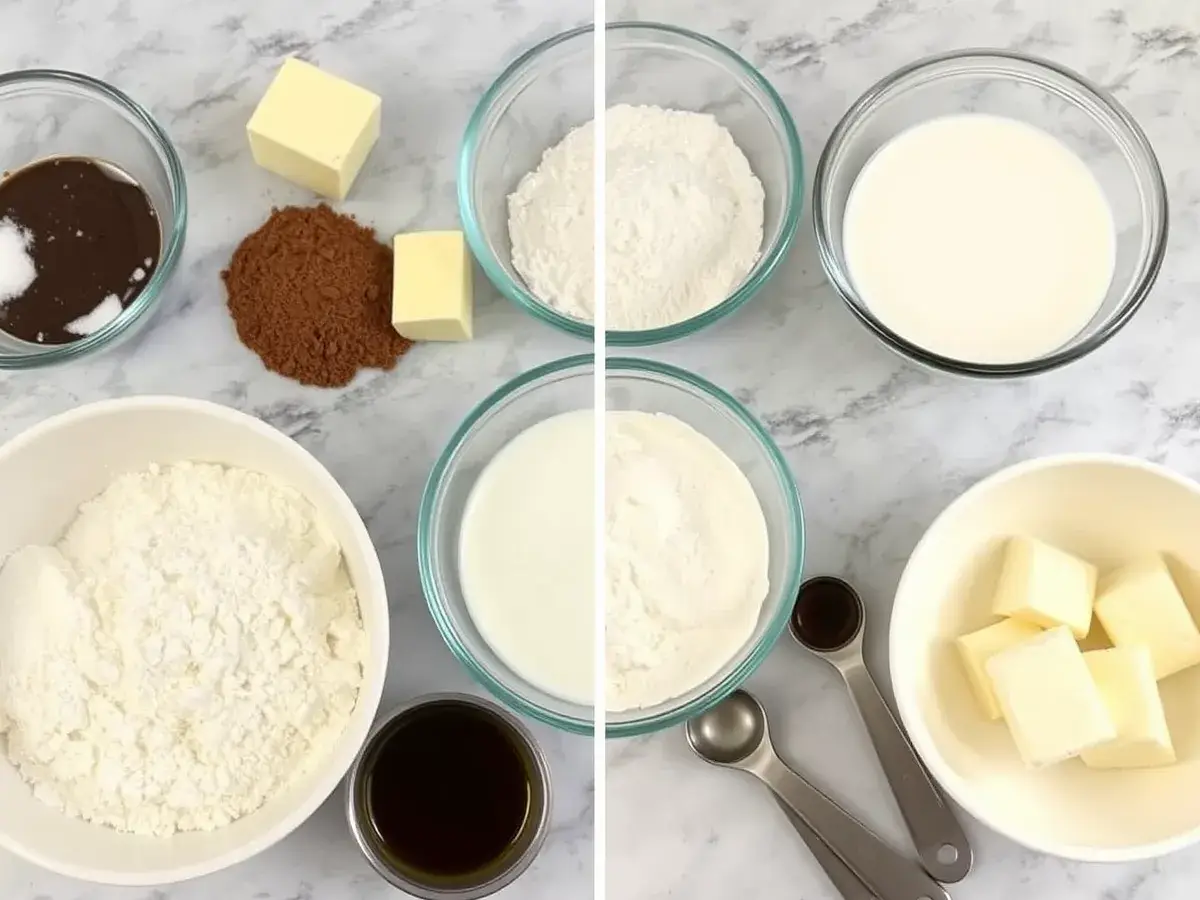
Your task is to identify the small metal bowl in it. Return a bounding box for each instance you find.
[345,693,552,899]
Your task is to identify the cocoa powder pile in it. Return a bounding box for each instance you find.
[222,204,410,388]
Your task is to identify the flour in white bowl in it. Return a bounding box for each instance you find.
[606,411,770,711]
[0,462,367,836]
[508,104,765,331]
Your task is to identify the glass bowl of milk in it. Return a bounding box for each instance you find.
[813,49,1167,378]
[419,355,598,734]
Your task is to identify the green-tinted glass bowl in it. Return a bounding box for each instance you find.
[419,355,596,734]
[605,358,805,737]
[458,23,804,344]
[0,69,187,369]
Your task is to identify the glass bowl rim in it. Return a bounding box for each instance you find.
[457,26,596,341]
[418,355,806,737]
[602,22,806,346]
[457,22,805,346]
[418,353,596,734]
[604,355,805,737]
[0,68,189,370]
[812,47,1169,379]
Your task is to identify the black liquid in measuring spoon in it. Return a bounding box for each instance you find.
[0,156,160,344]
[792,577,865,651]
[366,702,531,877]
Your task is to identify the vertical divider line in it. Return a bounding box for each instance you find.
[591,10,607,900]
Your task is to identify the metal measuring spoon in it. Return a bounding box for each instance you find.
[789,576,972,883]
[772,798,878,900]
[686,690,949,900]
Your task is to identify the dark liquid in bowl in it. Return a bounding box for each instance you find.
[0,156,160,344]
[365,701,532,877]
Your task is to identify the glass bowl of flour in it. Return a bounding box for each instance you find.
[601,23,803,344]
[460,23,803,343]
[605,358,805,737]
[459,25,597,340]
[813,50,1168,378]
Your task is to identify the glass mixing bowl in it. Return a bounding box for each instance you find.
[813,49,1168,379]
[459,23,804,345]
[606,358,805,737]
[458,26,595,340]
[605,23,804,345]
[0,70,187,369]
[418,355,595,735]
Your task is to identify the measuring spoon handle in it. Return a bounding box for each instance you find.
[843,663,972,882]
[774,798,878,900]
[756,754,949,900]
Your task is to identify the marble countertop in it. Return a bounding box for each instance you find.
[0,0,591,898]
[7,0,1200,898]
[609,1,1200,899]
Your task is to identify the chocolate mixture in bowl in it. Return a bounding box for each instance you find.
[0,156,160,345]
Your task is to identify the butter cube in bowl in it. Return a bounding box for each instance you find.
[890,453,1200,861]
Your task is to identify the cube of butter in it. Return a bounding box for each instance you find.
[985,625,1115,768]
[1080,646,1175,769]
[991,536,1097,639]
[955,618,1044,720]
[247,58,381,200]
[391,231,473,341]
[1094,556,1200,680]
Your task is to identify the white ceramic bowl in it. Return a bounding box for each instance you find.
[891,454,1200,861]
[0,397,389,884]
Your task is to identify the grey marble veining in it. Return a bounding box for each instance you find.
[608,1,1200,899]
[0,1,591,898]
[9,0,1200,897]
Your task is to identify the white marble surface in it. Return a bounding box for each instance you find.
[0,1,592,898]
[9,0,1200,897]
[608,1,1200,899]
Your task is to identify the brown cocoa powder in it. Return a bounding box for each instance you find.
[222,204,410,388]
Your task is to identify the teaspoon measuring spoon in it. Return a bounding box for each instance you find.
[773,798,877,900]
[686,690,949,900]
[789,576,972,883]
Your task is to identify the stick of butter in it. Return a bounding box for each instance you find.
[955,618,1044,720]
[1094,556,1200,680]
[1081,646,1175,769]
[247,58,381,200]
[391,231,473,341]
[991,536,1097,639]
[985,625,1116,768]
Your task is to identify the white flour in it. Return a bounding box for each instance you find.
[606,412,770,711]
[0,462,366,836]
[508,104,764,331]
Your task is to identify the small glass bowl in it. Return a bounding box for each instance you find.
[605,23,803,345]
[0,70,187,369]
[458,26,595,340]
[606,358,805,737]
[813,49,1167,379]
[459,23,804,345]
[418,355,595,735]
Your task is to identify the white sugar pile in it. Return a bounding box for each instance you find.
[0,217,36,305]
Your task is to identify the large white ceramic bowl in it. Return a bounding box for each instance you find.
[0,397,389,884]
[891,454,1200,862]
